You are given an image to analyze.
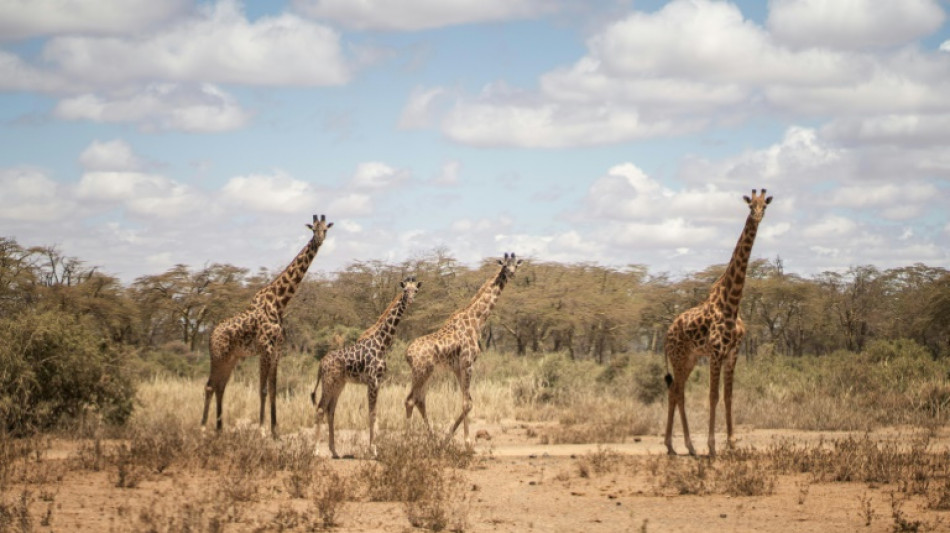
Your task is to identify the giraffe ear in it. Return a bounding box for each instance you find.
[326,222,334,229]
[743,195,751,204]
[416,281,423,289]
[765,196,773,205]
[497,259,504,266]
[516,259,524,266]
[400,280,406,289]
[306,224,314,230]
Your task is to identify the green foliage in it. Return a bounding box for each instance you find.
[0,311,135,434]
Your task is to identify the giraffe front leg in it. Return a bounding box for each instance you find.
[268,361,279,439]
[258,357,268,434]
[724,354,738,450]
[327,395,340,459]
[708,360,722,457]
[368,383,379,458]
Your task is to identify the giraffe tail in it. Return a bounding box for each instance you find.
[663,348,673,389]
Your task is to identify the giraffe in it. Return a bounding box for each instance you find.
[201,214,333,437]
[405,253,523,444]
[311,276,422,458]
[663,190,772,456]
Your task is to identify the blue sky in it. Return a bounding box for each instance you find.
[1,0,949,282]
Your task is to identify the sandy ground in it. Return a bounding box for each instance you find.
[6,423,950,532]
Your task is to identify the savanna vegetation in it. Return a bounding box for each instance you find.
[3,234,950,531]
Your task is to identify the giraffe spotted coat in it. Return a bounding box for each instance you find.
[311,276,421,458]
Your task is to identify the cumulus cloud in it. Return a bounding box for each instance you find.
[418,0,950,148]
[433,160,461,186]
[0,0,188,40]
[767,0,945,50]
[821,114,950,147]
[222,172,318,214]
[0,50,68,92]
[328,193,372,217]
[78,139,143,172]
[350,162,407,189]
[77,171,204,218]
[292,0,551,30]
[398,86,446,129]
[0,167,74,221]
[43,0,349,87]
[55,84,250,132]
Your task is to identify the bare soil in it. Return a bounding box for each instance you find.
[8,423,950,532]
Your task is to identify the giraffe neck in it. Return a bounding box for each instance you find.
[356,290,410,351]
[711,212,760,318]
[253,236,321,316]
[457,268,508,330]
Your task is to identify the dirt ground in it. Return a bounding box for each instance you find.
[7,422,950,532]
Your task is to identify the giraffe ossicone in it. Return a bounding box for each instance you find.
[201,213,333,438]
[404,253,523,445]
[311,275,421,458]
[663,190,772,457]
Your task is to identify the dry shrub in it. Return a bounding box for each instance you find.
[648,447,775,497]
[0,490,33,533]
[360,430,471,531]
[405,466,469,532]
[576,446,625,478]
[716,448,776,496]
[653,456,712,495]
[312,461,349,528]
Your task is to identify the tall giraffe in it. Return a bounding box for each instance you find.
[311,276,422,458]
[405,253,523,444]
[201,214,333,437]
[664,190,772,456]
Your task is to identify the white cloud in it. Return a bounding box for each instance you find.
[420,0,950,148]
[222,172,317,213]
[679,126,845,186]
[77,171,204,218]
[79,139,142,172]
[0,50,68,92]
[350,162,406,189]
[55,83,250,132]
[433,160,461,186]
[801,215,859,239]
[821,114,950,146]
[942,40,950,52]
[43,0,349,87]
[442,98,700,148]
[292,0,551,30]
[328,193,372,217]
[0,0,188,40]
[767,0,945,50]
[829,183,937,209]
[0,167,73,221]
[398,86,445,129]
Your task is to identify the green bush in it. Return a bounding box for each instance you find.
[0,311,135,434]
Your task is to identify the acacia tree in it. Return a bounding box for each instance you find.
[132,263,251,350]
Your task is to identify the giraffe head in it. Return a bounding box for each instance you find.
[497,252,524,282]
[306,214,334,244]
[400,275,422,304]
[742,189,773,223]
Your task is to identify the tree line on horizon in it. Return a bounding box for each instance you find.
[2,235,950,367]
